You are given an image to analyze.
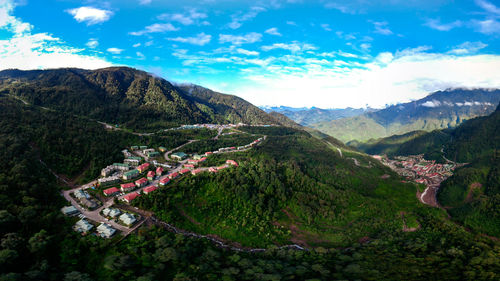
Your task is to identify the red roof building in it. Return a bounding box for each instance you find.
[209,167,218,173]
[137,163,150,173]
[180,168,191,174]
[191,169,203,175]
[226,160,238,166]
[120,183,136,192]
[123,192,140,203]
[168,172,179,179]
[184,164,195,169]
[205,152,213,155]
[199,157,207,162]
[103,187,120,196]
[147,171,155,180]
[187,159,198,164]
[135,177,148,187]
[156,167,163,176]
[143,185,158,194]
[159,177,170,186]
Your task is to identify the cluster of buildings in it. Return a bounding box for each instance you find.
[72,189,98,209]
[377,154,461,187]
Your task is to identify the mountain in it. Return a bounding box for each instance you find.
[353,104,500,237]
[0,67,284,130]
[261,106,370,126]
[1,71,500,280]
[310,88,500,142]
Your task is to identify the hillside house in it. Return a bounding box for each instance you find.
[123,169,140,180]
[124,159,140,166]
[103,187,120,196]
[120,182,136,192]
[102,207,121,218]
[147,171,155,181]
[205,152,213,156]
[135,177,148,188]
[131,146,139,150]
[226,160,238,166]
[159,177,170,186]
[74,219,93,233]
[61,206,79,216]
[97,223,116,238]
[143,148,155,154]
[137,163,150,173]
[98,175,120,185]
[191,169,203,175]
[119,213,137,226]
[187,159,198,164]
[184,164,195,169]
[143,185,158,194]
[209,167,218,173]
[147,151,160,158]
[167,172,179,179]
[192,154,202,160]
[171,152,187,160]
[156,167,164,176]
[159,147,167,152]
[139,146,147,150]
[73,189,89,200]
[123,192,140,203]
[180,169,190,174]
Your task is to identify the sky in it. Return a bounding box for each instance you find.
[1,0,500,108]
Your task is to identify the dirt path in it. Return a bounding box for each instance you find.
[419,185,440,207]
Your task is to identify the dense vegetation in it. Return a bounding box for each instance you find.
[311,88,500,142]
[1,92,500,280]
[0,67,283,131]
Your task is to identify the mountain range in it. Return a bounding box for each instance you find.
[261,106,372,126]
[309,88,500,142]
[0,67,285,130]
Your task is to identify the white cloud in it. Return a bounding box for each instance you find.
[286,21,297,26]
[107,47,123,54]
[471,19,500,34]
[448,41,487,55]
[133,43,141,47]
[265,27,281,36]
[219,32,262,45]
[225,50,500,108]
[236,48,259,56]
[139,0,152,5]
[86,38,99,49]
[321,24,332,31]
[0,1,111,71]
[158,9,208,26]
[424,19,462,31]
[475,0,500,16]
[129,23,179,36]
[167,33,212,46]
[372,21,393,35]
[66,7,113,25]
[261,42,317,52]
[421,100,441,107]
[136,51,145,60]
[228,6,265,29]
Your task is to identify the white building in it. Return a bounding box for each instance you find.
[97,223,116,238]
[119,213,137,226]
[74,219,93,233]
[73,189,89,200]
[102,207,121,218]
[98,175,121,185]
[61,206,79,216]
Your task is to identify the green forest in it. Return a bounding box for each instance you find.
[1,95,500,280]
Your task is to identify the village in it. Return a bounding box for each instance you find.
[374,154,466,206]
[60,125,266,239]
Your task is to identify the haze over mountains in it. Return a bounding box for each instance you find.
[308,89,500,142]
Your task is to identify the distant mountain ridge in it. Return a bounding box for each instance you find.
[261,106,371,126]
[310,88,500,142]
[0,67,287,130]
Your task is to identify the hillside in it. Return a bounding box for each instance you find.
[0,67,283,130]
[262,106,370,126]
[1,90,500,280]
[311,88,500,142]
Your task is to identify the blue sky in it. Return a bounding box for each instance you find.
[1,0,500,108]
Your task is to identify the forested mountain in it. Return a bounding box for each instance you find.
[0,69,499,280]
[0,67,283,130]
[311,88,500,142]
[261,106,370,126]
[352,104,500,237]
